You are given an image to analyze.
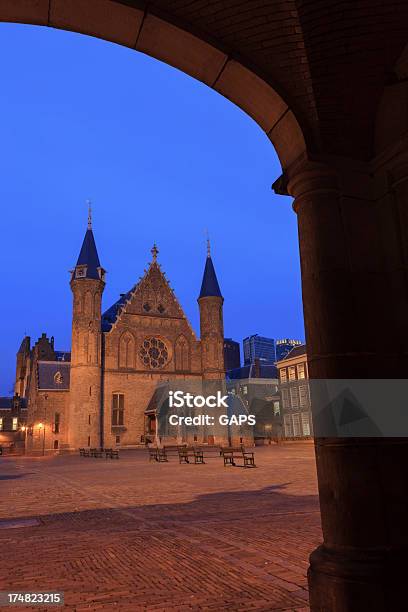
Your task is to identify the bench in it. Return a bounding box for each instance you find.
[177,446,205,464]
[79,448,90,457]
[148,447,158,462]
[90,448,103,458]
[220,446,256,468]
[196,445,222,459]
[163,444,183,458]
[104,448,119,459]
[147,446,169,462]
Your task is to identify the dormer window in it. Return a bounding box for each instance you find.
[97,266,106,281]
[75,265,87,279]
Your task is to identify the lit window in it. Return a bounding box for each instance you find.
[12,417,18,431]
[297,364,305,379]
[0,417,3,431]
[112,393,124,426]
[280,369,287,383]
[288,366,296,381]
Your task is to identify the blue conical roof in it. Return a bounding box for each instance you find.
[199,255,222,298]
[76,228,101,279]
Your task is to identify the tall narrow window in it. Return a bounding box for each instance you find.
[175,335,189,371]
[112,393,124,426]
[119,332,135,369]
[12,417,18,431]
[0,417,3,431]
[54,412,60,434]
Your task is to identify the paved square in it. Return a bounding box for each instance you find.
[0,443,321,611]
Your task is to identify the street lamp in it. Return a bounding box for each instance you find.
[20,425,27,454]
[38,422,45,456]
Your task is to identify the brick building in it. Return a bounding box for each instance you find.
[276,345,312,438]
[0,395,27,454]
[18,215,226,453]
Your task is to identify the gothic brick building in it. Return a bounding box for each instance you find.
[17,214,225,453]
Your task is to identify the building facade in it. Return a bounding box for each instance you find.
[0,395,27,454]
[18,216,229,453]
[243,334,276,365]
[227,359,281,443]
[223,338,241,370]
[276,345,313,438]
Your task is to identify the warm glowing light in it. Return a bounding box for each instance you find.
[38,422,44,429]
[21,426,26,432]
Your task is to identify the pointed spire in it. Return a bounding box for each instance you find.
[87,199,92,229]
[206,229,211,258]
[73,204,103,280]
[151,243,159,263]
[198,239,222,299]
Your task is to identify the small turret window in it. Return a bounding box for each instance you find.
[143,303,151,312]
[157,304,166,314]
[75,266,87,278]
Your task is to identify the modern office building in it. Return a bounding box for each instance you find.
[243,334,276,365]
[276,338,303,362]
[223,338,240,370]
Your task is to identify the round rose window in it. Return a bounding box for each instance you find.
[140,337,169,369]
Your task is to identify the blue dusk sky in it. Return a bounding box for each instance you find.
[0,23,304,395]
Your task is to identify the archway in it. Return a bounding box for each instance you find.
[1,3,408,611]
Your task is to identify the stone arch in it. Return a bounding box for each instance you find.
[0,1,307,171]
[174,334,190,372]
[119,331,135,369]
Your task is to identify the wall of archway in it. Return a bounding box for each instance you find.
[0,0,307,171]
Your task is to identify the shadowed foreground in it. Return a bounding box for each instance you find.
[0,443,320,611]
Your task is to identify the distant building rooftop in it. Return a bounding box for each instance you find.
[277,344,307,362]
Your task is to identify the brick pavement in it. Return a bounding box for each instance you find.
[0,443,321,612]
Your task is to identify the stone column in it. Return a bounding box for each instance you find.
[287,160,408,611]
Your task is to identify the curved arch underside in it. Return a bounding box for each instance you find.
[0,0,308,169]
[1,1,408,164]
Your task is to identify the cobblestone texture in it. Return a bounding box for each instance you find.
[0,443,321,611]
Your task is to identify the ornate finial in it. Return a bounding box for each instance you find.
[151,243,159,262]
[206,229,211,258]
[87,200,92,229]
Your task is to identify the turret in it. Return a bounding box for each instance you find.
[68,204,105,449]
[198,240,225,379]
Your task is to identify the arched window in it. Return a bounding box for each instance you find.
[112,393,124,426]
[175,335,189,371]
[119,331,135,369]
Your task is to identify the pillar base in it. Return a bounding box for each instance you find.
[308,544,407,611]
